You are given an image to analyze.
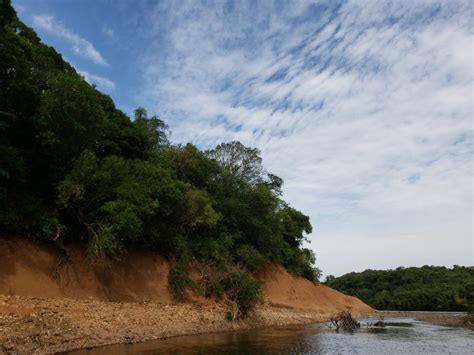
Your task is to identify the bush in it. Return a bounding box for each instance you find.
[205,276,227,299]
[285,248,321,282]
[191,234,233,266]
[168,257,197,302]
[226,270,263,316]
[196,265,263,318]
[236,244,266,272]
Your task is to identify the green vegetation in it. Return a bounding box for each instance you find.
[0,0,320,315]
[324,266,474,311]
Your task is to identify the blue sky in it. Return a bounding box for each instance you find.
[13,0,473,276]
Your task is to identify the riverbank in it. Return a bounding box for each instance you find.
[376,311,473,330]
[0,294,373,354]
[0,238,374,353]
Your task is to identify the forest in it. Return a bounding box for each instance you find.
[0,0,319,315]
[324,266,474,311]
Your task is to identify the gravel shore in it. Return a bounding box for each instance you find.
[2,294,470,354]
[0,295,367,354]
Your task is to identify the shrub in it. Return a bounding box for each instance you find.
[236,244,266,272]
[197,266,263,318]
[285,248,321,282]
[168,257,197,302]
[226,270,263,316]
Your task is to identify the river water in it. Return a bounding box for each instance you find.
[69,317,473,354]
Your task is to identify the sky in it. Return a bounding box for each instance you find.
[13,0,473,277]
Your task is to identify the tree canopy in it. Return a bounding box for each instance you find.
[324,266,474,311]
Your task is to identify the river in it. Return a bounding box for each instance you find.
[68,316,473,354]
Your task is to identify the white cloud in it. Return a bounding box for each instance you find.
[137,0,473,276]
[32,14,108,66]
[78,70,115,90]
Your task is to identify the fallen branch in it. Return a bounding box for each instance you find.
[328,311,360,331]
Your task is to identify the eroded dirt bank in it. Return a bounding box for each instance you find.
[0,238,171,303]
[261,264,373,313]
[0,238,374,353]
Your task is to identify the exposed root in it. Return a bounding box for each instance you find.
[53,249,72,288]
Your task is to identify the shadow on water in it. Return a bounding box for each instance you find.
[66,317,474,355]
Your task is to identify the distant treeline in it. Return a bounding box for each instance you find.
[324,266,474,311]
[0,0,319,315]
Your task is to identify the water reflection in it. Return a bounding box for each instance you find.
[68,318,474,354]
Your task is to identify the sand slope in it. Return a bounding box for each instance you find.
[0,237,372,314]
[262,264,374,314]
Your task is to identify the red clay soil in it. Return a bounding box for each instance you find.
[261,264,374,314]
[0,237,171,303]
[0,237,374,353]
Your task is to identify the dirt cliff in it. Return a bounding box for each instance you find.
[261,264,373,314]
[0,237,171,303]
[0,237,372,314]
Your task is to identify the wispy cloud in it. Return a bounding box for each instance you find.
[137,0,473,275]
[102,26,115,39]
[78,69,115,90]
[32,14,108,66]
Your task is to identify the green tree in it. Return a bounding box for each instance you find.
[325,266,474,311]
[207,141,265,185]
[134,107,169,149]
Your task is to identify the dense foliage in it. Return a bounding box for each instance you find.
[0,1,320,312]
[324,266,474,311]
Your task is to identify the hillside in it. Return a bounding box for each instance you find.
[0,0,323,313]
[324,266,474,311]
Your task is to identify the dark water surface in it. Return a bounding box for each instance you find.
[69,317,473,354]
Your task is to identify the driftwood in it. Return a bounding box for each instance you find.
[327,311,361,331]
[366,316,385,328]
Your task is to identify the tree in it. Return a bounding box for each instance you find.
[324,266,474,311]
[57,150,184,259]
[34,74,107,178]
[207,141,265,185]
[133,107,169,149]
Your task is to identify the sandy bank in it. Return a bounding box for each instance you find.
[0,294,374,354]
[0,238,374,353]
[0,238,171,303]
[262,264,373,313]
[0,237,373,312]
